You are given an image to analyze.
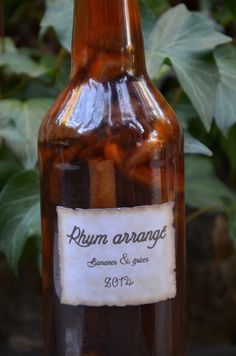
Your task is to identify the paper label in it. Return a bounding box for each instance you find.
[57,202,176,307]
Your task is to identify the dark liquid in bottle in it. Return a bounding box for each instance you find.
[39,76,185,356]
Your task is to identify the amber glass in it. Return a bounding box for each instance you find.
[38,0,186,355]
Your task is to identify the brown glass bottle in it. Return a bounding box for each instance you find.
[38,1,186,355]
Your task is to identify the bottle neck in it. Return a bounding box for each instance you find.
[71,0,147,81]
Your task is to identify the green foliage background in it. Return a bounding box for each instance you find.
[0,0,236,272]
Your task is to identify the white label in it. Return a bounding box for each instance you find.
[57,202,176,307]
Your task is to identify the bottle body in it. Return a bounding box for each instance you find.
[39,1,186,355]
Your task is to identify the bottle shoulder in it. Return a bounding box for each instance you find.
[39,75,182,152]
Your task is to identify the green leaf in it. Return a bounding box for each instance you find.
[0,160,22,189]
[14,99,53,168]
[0,99,52,168]
[0,99,21,125]
[0,37,16,53]
[0,38,48,78]
[199,0,213,11]
[139,0,158,42]
[0,170,40,272]
[214,45,236,135]
[0,52,48,78]
[0,100,25,151]
[172,54,220,131]
[0,145,22,190]
[175,94,198,129]
[140,0,169,18]
[146,4,231,130]
[184,132,212,156]
[0,126,25,144]
[23,55,71,98]
[41,0,73,52]
[140,0,170,46]
[185,155,235,209]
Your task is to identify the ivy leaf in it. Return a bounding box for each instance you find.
[0,99,52,168]
[139,0,157,42]
[146,4,231,130]
[185,155,235,209]
[184,132,212,156]
[0,52,48,78]
[0,170,40,272]
[0,38,48,78]
[0,99,21,125]
[139,0,169,17]
[13,99,53,168]
[147,4,230,73]
[214,45,236,135]
[0,126,25,145]
[172,54,220,131]
[0,100,25,152]
[175,95,198,129]
[41,0,73,52]
[0,160,22,190]
[0,146,22,190]
[0,37,16,52]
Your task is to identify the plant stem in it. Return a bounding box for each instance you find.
[186,203,223,223]
[1,77,30,99]
[51,47,67,82]
[172,87,183,109]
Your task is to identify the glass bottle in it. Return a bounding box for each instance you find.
[38,0,186,355]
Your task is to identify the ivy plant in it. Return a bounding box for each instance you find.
[0,0,236,272]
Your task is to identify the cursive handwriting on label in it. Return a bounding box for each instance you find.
[86,254,149,268]
[67,225,167,250]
